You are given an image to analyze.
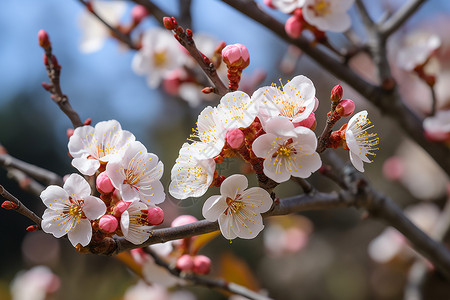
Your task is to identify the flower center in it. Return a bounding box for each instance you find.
[311,0,331,16]
[154,51,167,67]
[281,101,305,119]
[124,169,142,186]
[69,204,83,219]
[225,196,244,215]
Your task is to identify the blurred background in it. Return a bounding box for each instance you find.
[0,0,450,299]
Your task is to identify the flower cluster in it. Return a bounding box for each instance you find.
[41,120,166,247]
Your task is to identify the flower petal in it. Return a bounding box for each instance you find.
[240,187,273,213]
[218,214,238,240]
[231,210,265,239]
[220,174,248,199]
[64,173,92,199]
[252,133,280,159]
[82,196,106,220]
[202,195,227,221]
[350,151,365,172]
[40,186,69,209]
[67,218,92,247]
[71,157,100,176]
[139,180,166,205]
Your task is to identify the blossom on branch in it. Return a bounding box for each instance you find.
[302,0,354,33]
[106,141,165,205]
[120,200,152,244]
[396,31,441,72]
[202,174,272,240]
[344,110,379,172]
[40,174,106,247]
[271,0,305,14]
[68,119,135,176]
[252,116,322,183]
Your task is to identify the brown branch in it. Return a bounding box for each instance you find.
[0,185,42,228]
[145,248,272,300]
[6,169,45,196]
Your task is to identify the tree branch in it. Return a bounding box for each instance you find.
[0,185,42,228]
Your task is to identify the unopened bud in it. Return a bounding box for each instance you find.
[222,44,250,68]
[382,156,405,181]
[147,207,164,225]
[335,99,355,117]
[99,215,118,233]
[285,15,303,39]
[192,255,211,274]
[113,201,131,217]
[201,87,214,94]
[41,82,52,91]
[163,16,177,30]
[66,128,74,139]
[26,225,39,232]
[226,128,245,149]
[176,254,194,272]
[131,5,148,25]
[171,215,198,227]
[96,172,114,194]
[264,0,276,9]
[186,28,193,38]
[2,201,18,210]
[38,29,51,49]
[84,118,92,125]
[330,84,343,102]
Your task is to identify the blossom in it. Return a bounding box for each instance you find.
[120,201,152,244]
[344,110,378,172]
[252,75,316,127]
[396,31,441,71]
[68,120,135,176]
[78,0,127,53]
[423,110,450,142]
[132,27,187,88]
[252,116,322,183]
[40,174,106,247]
[106,141,165,205]
[216,91,258,130]
[196,106,227,158]
[272,0,305,13]
[302,0,354,33]
[10,266,60,300]
[169,142,216,199]
[202,174,272,239]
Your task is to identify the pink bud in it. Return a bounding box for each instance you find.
[330,85,343,102]
[171,215,198,227]
[176,254,194,272]
[84,118,92,125]
[163,16,177,30]
[66,128,74,139]
[26,225,39,232]
[99,215,118,233]
[222,44,250,68]
[113,201,131,217]
[293,112,316,129]
[162,69,185,96]
[285,15,303,39]
[226,128,245,149]
[382,156,405,181]
[2,201,18,210]
[147,207,164,225]
[96,172,114,194]
[264,0,276,9]
[335,99,355,117]
[38,29,50,49]
[131,5,148,24]
[192,255,211,274]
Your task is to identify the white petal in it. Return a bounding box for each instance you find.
[265,116,296,136]
[105,159,124,190]
[232,210,265,239]
[218,214,238,240]
[41,210,68,238]
[202,195,227,221]
[72,157,100,176]
[263,156,291,183]
[350,151,365,172]
[67,218,92,247]
[139,180,166,205]
[120,210,130,236]
[252,133,280,159]
[220,174,248,199]
[120,184,140,202]
[290,152,322,178]
[64,173,92,199]
[82,196,106,220]
[40,186,69,209]
[240,187,273,213]
[68,125,95,158]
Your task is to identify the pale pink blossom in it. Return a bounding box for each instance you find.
[41,174,106,247]
[303,0,354,33]
[202,174,272,240]
[120,201,152,244]
[10,266,60,300]
[423,110,450,142]
[396,31,441,71]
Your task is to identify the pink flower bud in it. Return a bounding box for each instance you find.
[226,128,245,149]
[176,254,194,272]
[147,207,164,225]
[66,128,74,139]
[171,215,198,227]
[382,156,405,181]
[99,215,118,233]
[285,15,303,39]
[26,225,39,232]
[335,99,355,117]
[2,201,18,210]
[131,5,148,24]
[113,201,131,217]
[264,0,276,9]
[222,44,250,68]
[192,255,211,274]
[38,29,50,49]
[293,112,316,129]
[330,85,343,102]
[84,118,92,125]
[96,172,114,194]
[163,16,177,30]
[162,69,185,96]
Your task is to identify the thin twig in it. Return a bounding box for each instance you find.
[430,84,437,116]
[290,177,314,194]
[355,0,375,30]
[6,169,45,196]
[0,185,42,228]
[145,248,272,300]
[379,0,428,39]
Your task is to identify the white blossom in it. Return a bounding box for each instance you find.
[396,31,441,71]
[10,266,60,300]
[195,106,227,158]
[40,174,106,247]
[120,201,152,244]
[252,116,322,183]
[202,174,272,240]
[68,120,135,176]
[106,141,165,205]
[272,0,305,13]
[344,110,378,172]
[303,0,354,33]
[217,91,258,130]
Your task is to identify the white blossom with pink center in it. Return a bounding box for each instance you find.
[78,0,127,53]
[202,174,273,240]
[106,141,165,205]
[252,75,316,128]
[423,110,450,142]
[396,31,441,71]
[132,27,187,88]
[169,142,216,200]
[68,120,135,176]
[40,174,106,247]
[344,110,379,172]
[272,0,305,13]
[120,201,152,244]
[252,116,322,183]
[303,0,354,33]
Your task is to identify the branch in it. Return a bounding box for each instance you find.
[6,169,45,197]
[0,185,42,228]
[379,0,428,39]
[145,248,272,300]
